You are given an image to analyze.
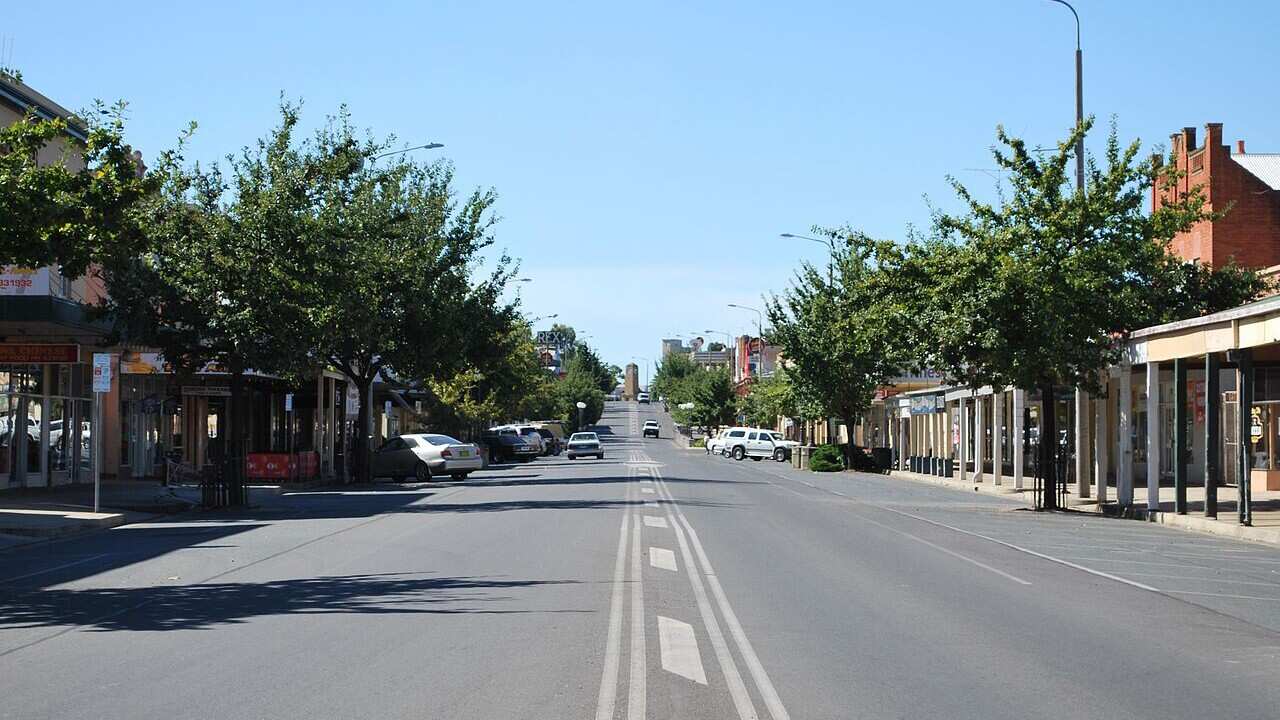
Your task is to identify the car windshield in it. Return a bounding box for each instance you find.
[570,433,598,441]
[420,434,461,445]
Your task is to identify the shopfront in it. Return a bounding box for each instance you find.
[0,345,95,489]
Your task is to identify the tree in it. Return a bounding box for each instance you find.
[1,101,157,276]
[554,365,606,432]
[651,352,698,403]
[738,368,804,430]
[767,229,905,466]
[910,118,1266,508]
[678,367,736,435]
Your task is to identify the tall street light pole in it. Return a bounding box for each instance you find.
[781,232,836,284]
[1044,0,1083,512]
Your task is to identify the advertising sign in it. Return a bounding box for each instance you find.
[0,267,51,296]
[92,353,113,393]
[285,393,294,412]
[0,344,79,363]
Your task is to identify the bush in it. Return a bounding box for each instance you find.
[690,438,706,448]
[809,444,844,472]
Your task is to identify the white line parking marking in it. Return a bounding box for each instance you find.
[643,516,668,529]
[650,547,678,572]
[658,616,708,684]
[641,487,655,494]
[854,513,1032,586]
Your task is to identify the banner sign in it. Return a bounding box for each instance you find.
[910,395,945,415]
[0,344,79,363]
[182,385,231,397]
[0,267,50,296]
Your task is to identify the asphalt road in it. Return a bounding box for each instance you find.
[2,401,1279,719]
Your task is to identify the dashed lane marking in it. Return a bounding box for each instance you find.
[657,616,708,685]
[643,516,669,529]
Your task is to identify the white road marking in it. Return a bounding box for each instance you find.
[594,506,631,720]
[0,554,108,584]
[645,501,659,508]
[658,616,708,684]
[1165,590,1280,602]
[643,515,668,528]
[658,477,791,720]
[628,493,647,720]
[853,513,1032,586]
[649,547,678,572]
[641,487,656,494]
[656,476,766,720]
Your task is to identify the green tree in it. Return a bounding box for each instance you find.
[1,101,157,276]
[678,367,736,435]
[911,118,1266,507]
[554,365,606,432]
[651,352,698,403]
[767,229,905,466]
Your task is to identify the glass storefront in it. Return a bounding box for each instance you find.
[1,363,93,489]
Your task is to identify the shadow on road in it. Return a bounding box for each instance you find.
[0,573,585,635]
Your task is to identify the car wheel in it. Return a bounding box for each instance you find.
[773,448,786,462]
[414,462,432,483]
[732,446,745,461]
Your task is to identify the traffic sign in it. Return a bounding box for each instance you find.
[92,353,113,393]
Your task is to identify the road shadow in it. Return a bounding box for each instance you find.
[393,497,733,514]
[0,572,584,636]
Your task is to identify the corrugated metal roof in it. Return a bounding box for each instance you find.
[1231,152,1280,191]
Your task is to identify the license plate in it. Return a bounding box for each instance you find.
[458,450,470,457]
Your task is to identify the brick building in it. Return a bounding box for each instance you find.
[1154,123,1280,268]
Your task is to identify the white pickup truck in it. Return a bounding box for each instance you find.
[721,428,797,462]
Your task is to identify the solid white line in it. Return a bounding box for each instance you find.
[854,513,1032,586]
[0,554,108,584]
[641,487,656,494]
[628,494,647,720]
[594,507,631,720]
[660,478,759,719]
[645,501,659,508]
[1164,590,1280,602]
[868,503,1162,594]
[643,515,669,529]
[658,616,708,684]
[650,547,678,572]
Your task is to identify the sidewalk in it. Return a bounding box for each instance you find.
[0,481,197,551]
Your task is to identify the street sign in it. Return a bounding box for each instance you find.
[92,353,113,393]
[285,393,294,412]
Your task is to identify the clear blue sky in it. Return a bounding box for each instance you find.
[9,1,1279,371]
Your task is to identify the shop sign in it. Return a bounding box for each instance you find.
[346,386,359,415]
[0,343,80,363]
[92,353,113,393]
[120,351,169,374]
[910,395,945,415]
[182,385,231,397]
[0,266,50,296]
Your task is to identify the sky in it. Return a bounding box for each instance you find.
[7,1,1280,371]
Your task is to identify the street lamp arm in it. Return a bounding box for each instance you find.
[1047,0,1080,49]
[371,142,446,161]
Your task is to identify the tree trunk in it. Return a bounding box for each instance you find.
[352,376,374,485]
[227,366,248,506]
[1040,379,1058,510]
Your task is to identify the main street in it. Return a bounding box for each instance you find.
[3,402,1280,719]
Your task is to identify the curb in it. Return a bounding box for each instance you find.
[889,470,1035,506]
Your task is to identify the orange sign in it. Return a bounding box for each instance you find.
[0,344,79,363]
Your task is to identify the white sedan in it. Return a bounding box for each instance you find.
[566,432,605,460]
[372,433,483,482]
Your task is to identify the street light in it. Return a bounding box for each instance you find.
[370,142,445,162]
[1046,0,1084,194]
[782,232,836,283]
[576,400,587,431]
[701,329,733,353]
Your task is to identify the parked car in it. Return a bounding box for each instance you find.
[566,432,605,460]
[705,428,729,455]
[478,428,540,464]
[534,428,562,455]
[767,431,800,462]
[712,427,749,456]
[637,392,650,404]
[643,420,660,438]
[511,425,547,455]
[531,421,567,455]
[723,428,784,462]
[372,433,482,482]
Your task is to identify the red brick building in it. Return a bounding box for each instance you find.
[1154,123,1280,268]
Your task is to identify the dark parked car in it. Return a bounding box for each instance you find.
[535,428,561,456]
[478,430,539,464]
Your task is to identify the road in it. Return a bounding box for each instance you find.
[3,401,1280,719]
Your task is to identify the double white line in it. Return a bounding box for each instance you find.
[596,449,791,720]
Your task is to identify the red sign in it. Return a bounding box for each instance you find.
[0,344,80,363]
[245,451,321,480]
